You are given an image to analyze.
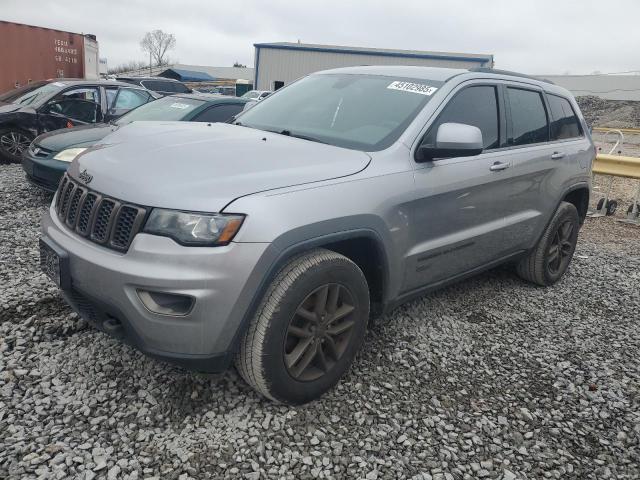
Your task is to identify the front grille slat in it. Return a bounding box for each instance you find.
[66,187,85,228]
[54,173,145,252]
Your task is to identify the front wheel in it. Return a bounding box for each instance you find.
[235,249,370,404]
[516,201,580,286]
[0,128,33,163]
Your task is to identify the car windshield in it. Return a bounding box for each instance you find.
[0,82,63,106]
[237,74,443,151]
[242,91,260,99]
[115,96,207,124]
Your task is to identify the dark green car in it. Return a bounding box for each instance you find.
[22,93,250,191]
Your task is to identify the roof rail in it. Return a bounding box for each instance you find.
[469,67,555,85]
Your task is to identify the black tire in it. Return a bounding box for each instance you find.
[596,198,605,211]
[0,127,33,163]
[235,249,370,404]
[606,200,618,216]
[516,201,580,286]
[627,204,640,217]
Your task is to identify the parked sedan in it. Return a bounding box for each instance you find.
[241,90,272,101]
[0,79,156,163]
[22,94,250,191]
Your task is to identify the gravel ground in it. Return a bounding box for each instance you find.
[1,163,639,480]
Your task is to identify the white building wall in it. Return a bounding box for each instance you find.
[83,37,99,79]
[542,75,640,101]
[255,47,491,90]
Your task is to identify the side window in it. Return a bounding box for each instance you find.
[507,88,549,146]
[548,94,582,140]
[172,82,190,93]
[47,87,101,123]
[56,87,100,104]
[113,89,150,110]
[423,85,499,150]
[105,88,118,108]
[193,104,245,122]
[141,80,169,93]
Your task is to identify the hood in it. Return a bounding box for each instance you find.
[36,124,117,152]
[69,122,371,212]
[0,102,27,114]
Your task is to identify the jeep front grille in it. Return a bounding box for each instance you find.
[55,173,147,252]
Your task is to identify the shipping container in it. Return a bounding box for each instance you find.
[0,21,99,94]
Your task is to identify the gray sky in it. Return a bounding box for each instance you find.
[3,0,639,75]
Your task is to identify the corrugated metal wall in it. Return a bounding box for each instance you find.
[255,47,491,90]
[0,21,87,94]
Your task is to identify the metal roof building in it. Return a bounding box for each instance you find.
[253,42,494,91]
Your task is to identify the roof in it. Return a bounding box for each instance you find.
[0,20,95,38]
[161,68,215,82]
[116,76,182,82]
[47,79,135,87]
[315,65,467,81]
[254,42,493,64]
[169,93,250,104]
[168,64,255,81]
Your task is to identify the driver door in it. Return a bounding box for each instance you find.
[404,82,515,291]
[37,86,102,133]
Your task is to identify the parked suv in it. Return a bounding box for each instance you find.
[40,66,593,404]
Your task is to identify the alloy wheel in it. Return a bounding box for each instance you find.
[0,131,31,156]
[547,220,574,275]
[284,283,357,382]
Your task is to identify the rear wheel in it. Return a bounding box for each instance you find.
[235,249,370,404]
[0,128,33,163]
[516,201,579,286]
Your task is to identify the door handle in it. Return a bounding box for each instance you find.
[551,151,566,160]
[489,161,510,171]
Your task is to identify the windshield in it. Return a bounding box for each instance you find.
[241,91,260,99]
[115,96,206,124]
[237,74,443,151]
[0,82,63,106]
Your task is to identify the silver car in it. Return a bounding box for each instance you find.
[40,66,594,404]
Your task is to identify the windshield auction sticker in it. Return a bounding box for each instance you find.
[387,81,438,96]
[170,103,192,109]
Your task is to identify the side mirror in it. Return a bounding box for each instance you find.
[416,122,483,162]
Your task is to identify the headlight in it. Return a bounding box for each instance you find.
[143,209,244,246]
[53,147,88,162]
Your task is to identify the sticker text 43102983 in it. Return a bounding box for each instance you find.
[387,81,438,96]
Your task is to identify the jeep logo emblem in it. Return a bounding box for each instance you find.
[78,169,93,185]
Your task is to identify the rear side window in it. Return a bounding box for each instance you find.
[548,94,582,140]
[423,85,499,150]
[507,88,548,146]
[192,104,245,122]
[171,82,190,93]
[142,80,173,93]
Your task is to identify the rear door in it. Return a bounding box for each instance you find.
[499,85,558,251]
[405,81,515,290]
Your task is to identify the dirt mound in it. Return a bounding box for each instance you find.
[576,96,640,129]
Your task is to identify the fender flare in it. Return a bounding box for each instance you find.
[225,217,392,354]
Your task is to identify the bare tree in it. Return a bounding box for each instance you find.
[140,30,176,68]
[233,62,247,68]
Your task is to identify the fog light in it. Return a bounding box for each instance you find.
[137,290,195,316]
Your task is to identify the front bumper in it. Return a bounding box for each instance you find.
[22,151,67,192]
[41,206,270,372]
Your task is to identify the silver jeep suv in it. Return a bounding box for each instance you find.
[40,66,594,404]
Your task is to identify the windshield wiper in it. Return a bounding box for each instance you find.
[277,129,328,145]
